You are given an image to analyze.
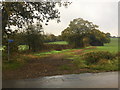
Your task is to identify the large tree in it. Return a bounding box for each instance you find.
[61,18,110,48]
[61,18,98,48]
[2,1,71,52]
[2,2,60,37]
[24,23,44,52]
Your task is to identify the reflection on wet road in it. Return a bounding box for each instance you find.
[3,72,118,88]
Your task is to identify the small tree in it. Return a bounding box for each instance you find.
[105,33,111,43]
[24,24,44,52]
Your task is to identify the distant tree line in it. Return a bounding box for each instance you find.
[44,34,62,42]
[111,36,119,38]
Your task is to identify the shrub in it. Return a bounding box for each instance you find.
[72,57,88,68]
[83,51,116,64]
[97,59,109,65]
[90,59,118,71]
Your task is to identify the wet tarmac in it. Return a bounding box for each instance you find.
[3,72,118,88]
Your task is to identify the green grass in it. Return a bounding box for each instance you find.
[70,52,118,71]
[2,45,29,51]
[3,38,119,72]
[83,38,118,53]
[33,48,75,57]
[97,38,118,53]
[64,38,119,71]
[3,61,23,70]
[18,45,29,51]
[34,50,62,56]
[0,46,5,51]
[46,41,68,45]
[2,53,31,70]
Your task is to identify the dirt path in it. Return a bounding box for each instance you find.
[72,46,96,54]
[3,47,96,80]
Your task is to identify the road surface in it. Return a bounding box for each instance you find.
[3,72,118,88]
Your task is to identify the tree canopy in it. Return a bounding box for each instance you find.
[2,2,61,36]
[61,18,111,48]
[2,1,71,53]
[88,29,111,46]
[24,24,44,52]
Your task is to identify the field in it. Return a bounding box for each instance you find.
[43,38,118,54]
[3,38,119,80]
[97,38,118,53]
[83,38,118,53]
[14,38,119,52]
[45,41,68,45]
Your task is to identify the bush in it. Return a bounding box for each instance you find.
[83,51,116,64]
[89,59,118,71]
[97,59,109,65]
[66,34,84,48]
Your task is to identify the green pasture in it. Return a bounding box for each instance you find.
[34,48,75,57]
[26,38,119,58]
[83,38,118,53]
[45,38,118,53]
[46,41,68,45]
[18,45,29,51]
[97,38,118,53]
[2,38,119,53]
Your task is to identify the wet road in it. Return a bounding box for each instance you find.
[3,72,118,88]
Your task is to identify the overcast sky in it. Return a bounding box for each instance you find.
[43,0,118,36]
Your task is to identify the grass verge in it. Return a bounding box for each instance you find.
[67,51,118,71]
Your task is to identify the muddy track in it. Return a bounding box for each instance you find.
[3,47,96,80]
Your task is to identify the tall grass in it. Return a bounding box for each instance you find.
[72,51,118,71]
